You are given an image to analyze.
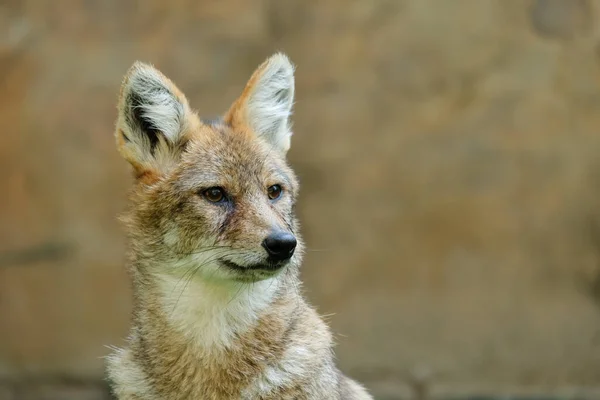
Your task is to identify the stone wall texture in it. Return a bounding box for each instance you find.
[2,0,600,398]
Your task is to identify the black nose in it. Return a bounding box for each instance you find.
[262,231,297,262]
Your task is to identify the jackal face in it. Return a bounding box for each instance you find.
[115,54,302,282]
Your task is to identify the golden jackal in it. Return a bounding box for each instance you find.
[106,53,372,400]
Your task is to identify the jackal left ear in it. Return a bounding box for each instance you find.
[225,53,295,154]
[115,62,198,176]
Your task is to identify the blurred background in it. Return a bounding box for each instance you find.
[2,0,600,399]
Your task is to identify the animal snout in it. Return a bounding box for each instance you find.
[262,231,297,262]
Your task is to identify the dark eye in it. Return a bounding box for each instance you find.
[267,184,283,200]
[203,187,226,203]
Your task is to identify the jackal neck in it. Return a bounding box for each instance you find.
[130,260,300,353]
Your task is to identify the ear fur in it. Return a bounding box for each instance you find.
[115,62,196,175]
[225,53,295,154]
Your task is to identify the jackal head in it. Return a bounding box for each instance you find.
[115,53,301,283]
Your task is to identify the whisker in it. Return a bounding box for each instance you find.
[170,245,235,257]
[171,250,238,312]
[226,281,246,306]
[168,247,248,304]
[169,248,233,306]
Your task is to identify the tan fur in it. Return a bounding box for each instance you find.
[106,53,372,399]
[224,57,269,131]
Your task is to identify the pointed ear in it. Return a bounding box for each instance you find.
[115,62,197,176]
[225,53,295,154]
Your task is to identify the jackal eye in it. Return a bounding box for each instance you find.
[267,184,282,200]
[203,187,226,203]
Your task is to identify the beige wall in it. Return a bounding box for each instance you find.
[2,0,600,397]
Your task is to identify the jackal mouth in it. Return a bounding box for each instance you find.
[219,259,286,273]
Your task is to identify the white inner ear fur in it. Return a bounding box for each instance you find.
[246,54,295,153]
[118,63,188,168]
[127,67,185,143]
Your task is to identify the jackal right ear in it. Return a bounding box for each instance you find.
[115,62,196,176]
[225,53,295,155]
